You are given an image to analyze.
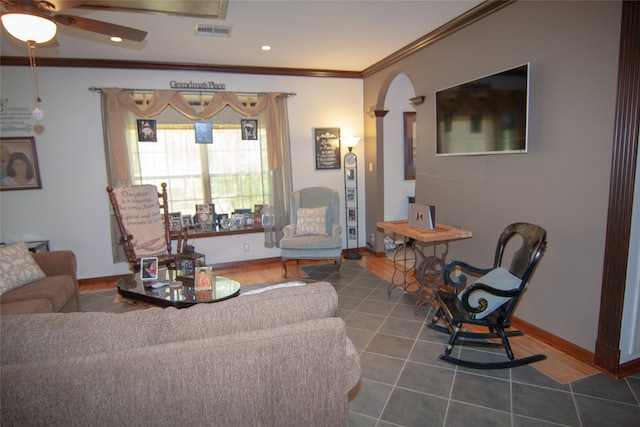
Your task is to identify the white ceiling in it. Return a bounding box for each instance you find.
[1,0,482,72]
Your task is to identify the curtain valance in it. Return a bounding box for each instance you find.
[101,88,284,181]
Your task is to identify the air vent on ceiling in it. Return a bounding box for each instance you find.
[195,24,232,37]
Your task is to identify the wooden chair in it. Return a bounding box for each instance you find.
[107,183,183,272]
[428,222,548,369]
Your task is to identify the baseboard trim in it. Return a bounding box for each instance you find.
[79,274,127,287]
[511,316,596,368]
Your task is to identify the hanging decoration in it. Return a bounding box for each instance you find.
[27,41,44,120]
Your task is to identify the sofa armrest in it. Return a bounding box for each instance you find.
[31,251,77,282]
[283,223,296,238]
[331,222,342,238]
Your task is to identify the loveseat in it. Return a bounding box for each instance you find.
[0,249,80,315]
[1,282,360,426]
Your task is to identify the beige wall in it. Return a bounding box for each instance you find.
[363,1,622,352]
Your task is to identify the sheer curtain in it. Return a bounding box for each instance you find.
[101,89,292,262]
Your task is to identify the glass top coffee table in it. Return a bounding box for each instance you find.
[116,269,241,309]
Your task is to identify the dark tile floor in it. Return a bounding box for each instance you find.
[80,262,640,427]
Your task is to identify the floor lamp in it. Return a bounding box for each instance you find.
[344,137,361,260]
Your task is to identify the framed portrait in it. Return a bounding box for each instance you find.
[314,127,341,170]
[241,119,258,140]
[404,112,416,180]
[194,122,213,144]
[1,136,42,191]
[137,119,157,142]
[195,266,213,291]
[140,257,158,281]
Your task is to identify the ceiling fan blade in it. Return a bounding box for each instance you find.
[41,1,86,12]
[52,13,147,41]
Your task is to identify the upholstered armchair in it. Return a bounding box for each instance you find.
[280,187,343,277]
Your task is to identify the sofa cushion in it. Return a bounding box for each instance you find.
[0,275,78,312]
[1,282,339,366]
[296,206,328,236]
[0,298,53,315]
[0,242,46,295]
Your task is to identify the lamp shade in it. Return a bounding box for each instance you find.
[343,136,361,149]
[1,13,57,43]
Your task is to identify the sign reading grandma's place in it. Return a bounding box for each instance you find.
[169,81,226,90]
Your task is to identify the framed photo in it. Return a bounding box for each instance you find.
[182,215,194,228]
[348,208,357,224]
[404,112,416,180]
[346,188,356,204]
[195,266,213,291]
[137,119,157,142]
[194,122,213,144]
[1,136,42,191]
[345,167,355,181]
[348,227,357,241]
[168,212,182,231]
[140,257,158,281]
[314,127,341,170]
[241,119,258,140]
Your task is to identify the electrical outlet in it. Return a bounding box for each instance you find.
[243,243,249,252]
[369,233,375,244]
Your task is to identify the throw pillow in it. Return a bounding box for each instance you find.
[458,267,522,319]
[0,242,46,295]
[296,206,328,236]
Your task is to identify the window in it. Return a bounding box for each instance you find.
[130,123,270,218]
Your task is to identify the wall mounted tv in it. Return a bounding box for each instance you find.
[435,63,529,156]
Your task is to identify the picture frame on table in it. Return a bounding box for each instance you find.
[140,257,158,281]
[0,136,42,191]
[195,266,213,291]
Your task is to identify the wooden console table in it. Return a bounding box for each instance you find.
[377,221,472,312]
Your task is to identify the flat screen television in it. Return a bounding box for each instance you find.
[435,63,529,156]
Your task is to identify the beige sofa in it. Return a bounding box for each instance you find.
[0,250,80,315]
[1,282,360,426]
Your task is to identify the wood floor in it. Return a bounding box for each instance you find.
[79,253,601,384]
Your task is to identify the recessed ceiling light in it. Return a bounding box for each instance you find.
[110,36,122,42]
[261,45,271,51]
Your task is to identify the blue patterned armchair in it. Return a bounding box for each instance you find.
[280,187,343,277]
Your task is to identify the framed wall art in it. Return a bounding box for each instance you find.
[314,127,341,170]
[194,122,213,144]
[241,119,258,140]
[0,136,42,191]
[404,112,416,180]
[137,119,157,142]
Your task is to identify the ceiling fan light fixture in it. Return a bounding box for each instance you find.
[1,13,57,43]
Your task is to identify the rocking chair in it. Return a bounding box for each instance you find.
[428,222,548,369]
[107,183,183,272]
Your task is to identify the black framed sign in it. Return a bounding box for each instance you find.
[314,127,341,170]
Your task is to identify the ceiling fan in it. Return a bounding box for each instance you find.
[0,0,149,43]
[0,0,227,44]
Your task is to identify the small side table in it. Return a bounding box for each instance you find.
[25,240,50,253]
[377,221,472,312]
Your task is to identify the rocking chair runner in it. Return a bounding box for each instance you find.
[428,222,548,369]
[107,183,184,272]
